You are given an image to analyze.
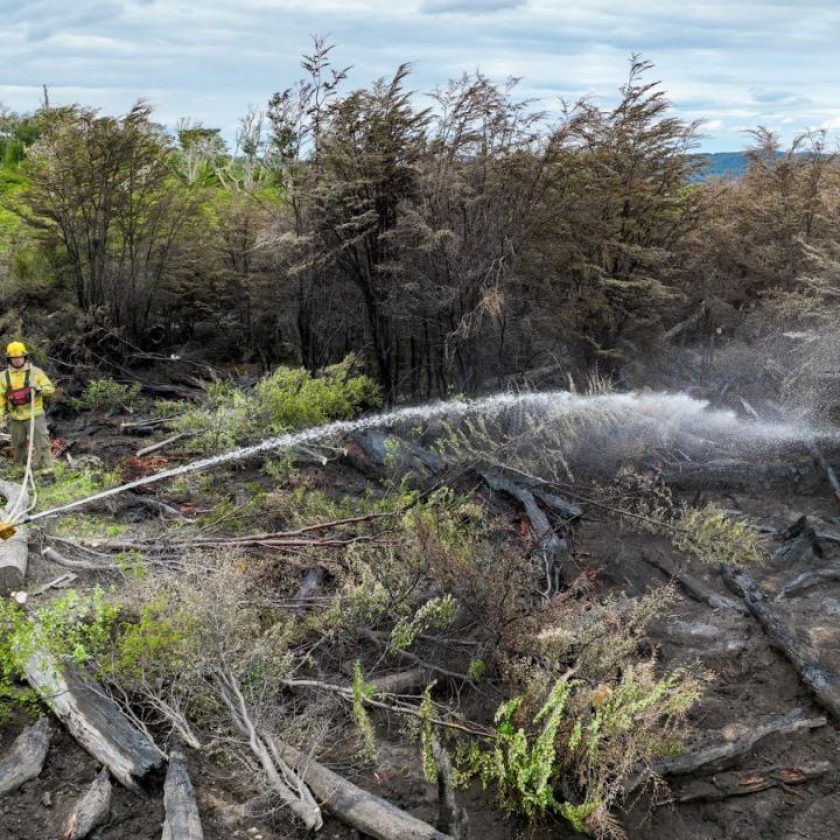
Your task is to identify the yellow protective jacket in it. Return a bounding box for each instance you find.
[1,363,55,421]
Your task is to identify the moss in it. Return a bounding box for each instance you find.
[37,464,121,511]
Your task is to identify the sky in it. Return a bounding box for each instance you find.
[2,0,839,152]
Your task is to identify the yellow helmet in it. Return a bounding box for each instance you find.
[5,341,27,358]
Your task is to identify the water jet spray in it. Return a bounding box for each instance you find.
[0,389,832,540]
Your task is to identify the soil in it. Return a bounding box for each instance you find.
[3,409,840,840]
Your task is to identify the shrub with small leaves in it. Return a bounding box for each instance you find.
[609,467,767,566]
[70,378,141,412]
[172,359,380,454]
[389,594,458,653]
[351,661,379,761]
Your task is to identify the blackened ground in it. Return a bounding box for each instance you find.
[3,411,840,840]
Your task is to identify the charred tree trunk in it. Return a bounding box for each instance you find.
[626,708,825,793]
[723,567,840,722]
[162,748,204,840]
[274,739,453,840]
[641,552,746,614]
[23,643,164,791]
[63,768,111,840]
[479,468,576,593]
[0,718,50,796]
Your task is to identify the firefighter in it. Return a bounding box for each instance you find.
[0,341,55,470]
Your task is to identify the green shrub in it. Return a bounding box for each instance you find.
[389,594,458,653]
[460,672,579,817]
[609,468,767,566]
[351,661,379,761]
[0,587,121,720]
[71,378,141,412]
[256,364,380,429]
[173,359,380,453]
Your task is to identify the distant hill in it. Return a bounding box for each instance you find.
[689,152,749,181]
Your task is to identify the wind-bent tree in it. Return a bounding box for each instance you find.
[20,101,198,342]
[682,128,840,311]
[393,72,561,396]
[536,57,703,370]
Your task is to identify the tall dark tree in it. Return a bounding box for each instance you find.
[300,65,431,401]
[267,38,350,372]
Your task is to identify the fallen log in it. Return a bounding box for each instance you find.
[816,529,840,546]
[126,495,190,522]
[162,748,204,840]
[136,432,195,458]
[532,488,583,522]
[0,477,30,595]
[480,464,583,521]
[772,515,823,564]
[54,534,382,553]
[658,459,810,492]
[479,468,575,593]
[31,572,78,597]
[43,546,119,573]
[63,767,111,840]
[338,665,431,696]
[669,761,831,804]
[626,708,825,793]
[778,515,809,541]
[121,417,175,431]
[807,442,840,511]
[641,552,746,614]
[23,644,164,791]
[0,718,50,796]
[275,739,453,840]
[723,566,840,722]
[653,708,825,777]
[432,737,468,840]
[775,567,840,602]
[369,669,431,695]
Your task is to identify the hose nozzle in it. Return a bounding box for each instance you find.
[0,522,17,540]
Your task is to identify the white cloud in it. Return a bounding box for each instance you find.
[2,1,839,151]
[420,0,527,12]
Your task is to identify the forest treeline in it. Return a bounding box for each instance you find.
[1,44,838,401]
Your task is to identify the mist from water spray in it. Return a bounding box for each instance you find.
[25,389,836,523]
